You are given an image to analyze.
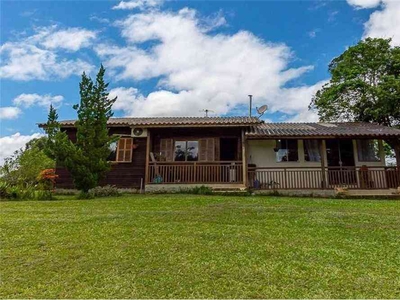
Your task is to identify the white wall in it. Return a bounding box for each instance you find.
[247,139,324,168]
[247,138,387,189]
[248,139,386,168]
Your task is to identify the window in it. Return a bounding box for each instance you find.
[108,141,117,161]
[357,139,380,162]
[174,140,199,161]
[108,137,133,163]
[304,139,321,162]
[276,139,298,162]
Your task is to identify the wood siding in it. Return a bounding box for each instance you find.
[56,127,146,189]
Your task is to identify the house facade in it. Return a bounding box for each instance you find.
[41,117,400,194]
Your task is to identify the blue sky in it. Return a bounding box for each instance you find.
[1,0,399,162]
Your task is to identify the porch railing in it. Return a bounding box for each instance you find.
[248,166,400,190]
[148,161,243,184]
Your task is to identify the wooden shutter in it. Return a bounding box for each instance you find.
[160,138,173,161]
[199,138,215,161]
[116,138,133,162]
[215,138,220,161]
[207,138,215,161]
[199,139,207,161]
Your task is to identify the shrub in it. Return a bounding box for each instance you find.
[0,182,9,199]
[88,185,121,198]
[0,182,55,201]
[179,185,213,195]
[54,189,79,196]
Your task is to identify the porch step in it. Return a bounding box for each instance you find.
[345,189,399,197]
[211,185,248,194]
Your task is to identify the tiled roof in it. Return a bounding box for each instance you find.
[42,116,261,127]
[246,122,400,138]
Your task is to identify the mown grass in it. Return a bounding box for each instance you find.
[1,195,399,298]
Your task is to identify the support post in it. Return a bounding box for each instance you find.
[241,129,248,187]
[320,139,327,189]
[145,130,151,186]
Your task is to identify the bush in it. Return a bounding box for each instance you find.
[54,189,79,196]
[0,182,54,201]
[0,182,9,199]
[179,185,213,195]
[88,185,121,198]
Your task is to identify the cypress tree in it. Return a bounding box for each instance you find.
[45,65,117,194]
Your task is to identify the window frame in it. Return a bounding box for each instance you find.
[357,139,381,162]
[173,139,199,162]
[108,136,133,163]
[276,139,299,163]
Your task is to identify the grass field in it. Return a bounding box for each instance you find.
[1,195,400,298]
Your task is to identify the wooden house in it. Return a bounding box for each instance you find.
[39,117,400,194]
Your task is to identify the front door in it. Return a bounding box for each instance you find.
[326,139,356,185]
[220,138,238,161]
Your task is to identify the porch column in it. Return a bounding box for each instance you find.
[241,129,248,187]
[145,130,151,185]
[320,139,327,189]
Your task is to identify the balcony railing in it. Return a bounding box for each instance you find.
[148,161,243,184]
[248,166,400,190]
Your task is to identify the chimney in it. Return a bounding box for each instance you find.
[248,95,253,117]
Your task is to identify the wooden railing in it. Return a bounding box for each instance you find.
[248,166,400,190]
[148,161,243,184]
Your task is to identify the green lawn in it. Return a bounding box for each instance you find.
[1,195,400,298]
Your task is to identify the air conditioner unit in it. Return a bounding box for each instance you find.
[131,128,148,138]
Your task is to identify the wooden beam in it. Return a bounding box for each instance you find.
[241,129,248,187]
[145,130,151,186]
[320,139,327,189]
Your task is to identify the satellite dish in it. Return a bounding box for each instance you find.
[256,105,268,118]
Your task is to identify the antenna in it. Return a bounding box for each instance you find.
[256,104,268,118]
[200,109,214,117]
[248,95,253,117]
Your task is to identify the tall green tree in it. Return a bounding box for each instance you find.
[45,65,117,193]
[310,38,400,165]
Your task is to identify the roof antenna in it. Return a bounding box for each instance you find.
[200,109,214,117]
[248,95,253,117]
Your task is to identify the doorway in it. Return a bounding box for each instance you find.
[220,138,238,161]
[326,139,356,185]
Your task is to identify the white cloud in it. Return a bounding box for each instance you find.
[109,87,144,113]
[98,9,321,119]
[0,107,22,120]
[112,0,164,10]
[346,0,381,9]
[13,93,64,108]
[347,0,400,46]
[40,28,97,51]
[308,29,320,38]
[0,132,44,165]
[363,0,400,46]
[288,110,320,123]
[0,26,95,81]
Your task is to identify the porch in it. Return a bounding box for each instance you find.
[248,166,400,190]
[148,161,244,184]
[146,163,400,190]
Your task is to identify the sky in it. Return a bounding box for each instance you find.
[1,0,399,163]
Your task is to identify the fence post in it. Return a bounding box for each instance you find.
[319,140,327,189]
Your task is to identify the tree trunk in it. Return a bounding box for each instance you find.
[385,139,400,167]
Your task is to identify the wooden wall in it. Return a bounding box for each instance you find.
[55,127,146,189]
